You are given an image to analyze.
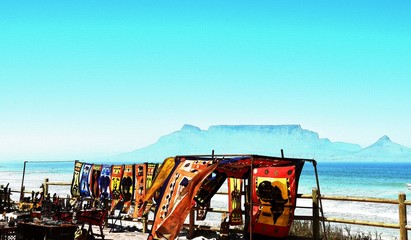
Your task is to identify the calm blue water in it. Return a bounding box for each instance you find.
[298,162,411,199]
[295,162,411,239]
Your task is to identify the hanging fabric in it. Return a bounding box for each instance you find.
[228,177,243,225]
[80,163,92,198]
[248,160,305,238]
[148,157,219,240]
[194,171,226,206]
[71,161,83,197]
[132,163,147,218]
[121,164,135,212]
[110,165,124,211]
[90,164,102,199]
[196,201,210,221]
[99,164,112,202]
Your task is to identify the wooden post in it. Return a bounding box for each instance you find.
[43,178,49,196]
[399,193,408,240]
[312,188,320,240]
[187,208,195,239]
[142,215,147,233]
[20,161,28,201]
[7,188,11,211]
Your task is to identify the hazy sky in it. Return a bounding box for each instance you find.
[1,1,410,161]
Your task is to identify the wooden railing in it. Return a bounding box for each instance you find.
[185,188,409,240]
[306,189,409,240]
[14,178,72,199]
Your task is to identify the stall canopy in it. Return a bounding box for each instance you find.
[145,154,309,240]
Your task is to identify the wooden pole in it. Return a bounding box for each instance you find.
[399,193,408,240]
[20,161,28,201]
[312,188,320,240]
[44,178,49,196]
[312,160,327,239]
[7,188,11,211]
[142,215,147,233]
[187,208,195,239]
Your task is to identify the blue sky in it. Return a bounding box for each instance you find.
[1,1,410,161]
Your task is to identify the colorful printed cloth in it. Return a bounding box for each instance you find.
[194,171,226,206]
[71,161,83,197]
[228,177,243,225]
[215,156,303,179]
[99,164,112,201]
[148,157,219,240]
[248,159,305,238]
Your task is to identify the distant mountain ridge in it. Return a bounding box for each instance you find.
[110,124,411,163]
[341,135,411,161]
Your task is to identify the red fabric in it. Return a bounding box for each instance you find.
[215,156,302,179]
[249,162,303,237]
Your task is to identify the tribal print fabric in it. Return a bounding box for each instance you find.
[71,161,83,197]
[80,163,92,197]
[249,160,304,238]
[149,157,219,240]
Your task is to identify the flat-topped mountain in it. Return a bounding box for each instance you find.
[109,125,411,163]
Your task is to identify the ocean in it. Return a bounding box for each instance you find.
[0,160,410,239]
[300,161,411,199]
[299,162,411,239]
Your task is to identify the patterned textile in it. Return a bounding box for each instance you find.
[148,157,219,240]
[121,164,135,212]
[215,156,303,179]
[146,163,158,191]
[133,163,147,218]
[110,165,124,211]
[194,172,226,206]
[142,158,175,203]
[139,163,159,217]
[71,161,83,197]
[80,163,92,198]
[228,178,242,225]
[121,164,135,202]
[195,201,209,221]
[140,159,174,218]
[90,164,102,199]
[195,173,213,221]
[248,160,304,238]
[99,164,112,201]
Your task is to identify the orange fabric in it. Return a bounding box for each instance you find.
[151,158,219,239]
[142,157,175,202]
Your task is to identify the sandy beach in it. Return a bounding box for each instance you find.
[102,230,149,240]
[87,222,217,240]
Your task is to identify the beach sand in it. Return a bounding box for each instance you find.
[89,224,218,240]
[102,231,148,240]
[93,225,311,240]
[85,219,220,240]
